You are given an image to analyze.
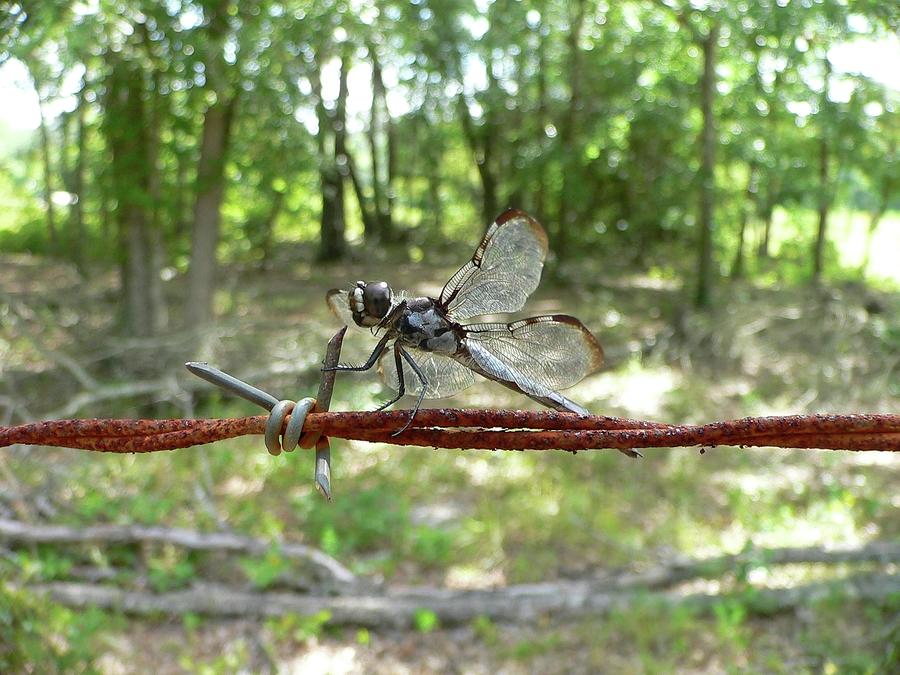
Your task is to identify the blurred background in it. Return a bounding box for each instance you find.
[1,0,898,672]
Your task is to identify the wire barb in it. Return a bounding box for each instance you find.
[184,362,280,411]
[263,398,316,456]
[311,327,346,502]
[184,328,347,500]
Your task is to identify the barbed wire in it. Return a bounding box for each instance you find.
[3,409,898,453]
[2,329,898,502]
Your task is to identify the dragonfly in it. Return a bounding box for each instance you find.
[326,209,635,455]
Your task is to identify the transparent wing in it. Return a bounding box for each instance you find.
[326,289,357,327]
[439,209,548,321]
[378,347,476,399]
[461,315,604,398]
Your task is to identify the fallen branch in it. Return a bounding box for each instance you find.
[5,515,896,590]
[0,517,356,586]
[3,297,98,390]
[32,572,900,627]
[602,540,900,590]
[45,377,187,420]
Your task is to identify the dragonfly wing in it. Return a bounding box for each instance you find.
[439,209,548,321]
[378,347,477,399]
[461,315,604,397]
[326,289,358,328]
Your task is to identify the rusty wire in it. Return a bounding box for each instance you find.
[2,409,898,454]
[1,326,898,465]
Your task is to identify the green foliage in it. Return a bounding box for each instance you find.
[793,594,900,674]
[265,610,333,646]
[507,630,564,661]
[238,545,289,589]
[356,627,371,646]
[178,640,249,675]
[471,615,500,647]
[182,612,203,634]
[298,487,409,558]
[15,549,74,582]
[409,525,456,568]
[147,551,197,592]
[413,608,439,634]
[1,0,896,298]
[0,583,107,673]
[712,597,750,648]
[593,598,703,671]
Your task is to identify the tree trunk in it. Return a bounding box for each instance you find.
[423,116,444,231]
[860,174,890,278]
[313,51,346,261]
[812,56,832,283]
[457,94,498,225]
[319,164,346,260]
[174,145,189,239]
[105,56,157,337]
[258,188,284,270]
[332,51,351,256]
[812,140,830,282]
[185,0,236,326]
[366,109,382,241]
[368,42,397,240]
[384,81,398,240]
[758,197,774,258]
[186,94,238,325]
[346,148,378,238]
[556,0,587,261]
[146,69,168,332]
[757,70,782,259]
[506,43,528,209]
[535,21,548,223]
[69,77,87,273]
[367,42,385,241]
[124,207,152,336]
[695,24,719,308]
[482,46,500,220]
[477,123,498,224]
[100,161,112,245]
[860,210,884,278]
[731,164,757,280]
[36,95,58,254]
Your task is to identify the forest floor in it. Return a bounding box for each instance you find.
[2,249,899,673]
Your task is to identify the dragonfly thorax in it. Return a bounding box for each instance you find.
[396,298,459,354]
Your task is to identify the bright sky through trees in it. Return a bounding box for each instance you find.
[1,32,896,133]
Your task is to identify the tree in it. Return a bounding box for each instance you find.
[186,0,241,326]
[104,48,164,336]
[3,0,897,333]
[651,1,723,308]
[812,53,833,283]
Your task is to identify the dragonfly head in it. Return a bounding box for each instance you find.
[349,280,393,327]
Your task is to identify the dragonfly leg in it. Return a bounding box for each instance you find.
[374,343,407,412]
[323,333,391,372]
[393,346,428,436]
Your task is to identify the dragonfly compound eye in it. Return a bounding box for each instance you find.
[363,281,392,319]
